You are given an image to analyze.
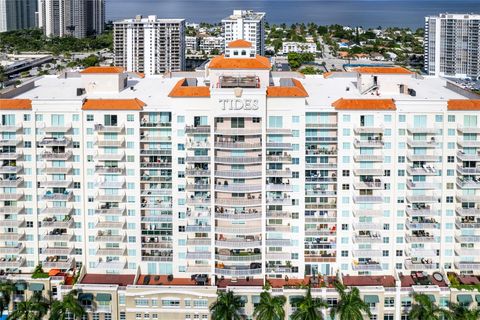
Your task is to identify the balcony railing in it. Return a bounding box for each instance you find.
[352,263,382,271]
[404,260,437,270]
[457,151,480,161]
[215,156,261,164]
[185,125,211,134]
[0,165,22,173]
[214,268,262,276]
[215,239,262,248]
[354,139,384,148]
[215,226,262,234]
[455,262,480,270]
[456,208,480,216]
[94,124,125,133]
[0,152,22,160]
[0,177,23,187]
[456,235,480,243]
[457,165,480,175]
[215,142,261,149]
[215,170,261,178]
[407,138,440,148]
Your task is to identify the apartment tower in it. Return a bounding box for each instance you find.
[222,10,266,55]
[0,0,37,32]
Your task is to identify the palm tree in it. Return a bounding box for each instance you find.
[449,302,480,320]
[291,286,328,320]
[331,281,372,320]
[253,290,286,320]
[408,293,452,320]
[7,292,49,320]
[210,290,243,320]
[49,290,86,320]
[0,281,15,316]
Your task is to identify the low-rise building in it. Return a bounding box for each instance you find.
[282,41,317,54]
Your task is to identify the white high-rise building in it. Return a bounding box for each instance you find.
[424,13,480,79]
[222,9,265,55]
[0,0,37,32]
[113,15,186,75]
[2,42,480,319]
[38,0,104,38]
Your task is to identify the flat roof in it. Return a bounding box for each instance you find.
[81,274,135,286]
[343,275,396,288]
[136,275,199,286]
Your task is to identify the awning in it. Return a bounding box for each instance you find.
[29,283,44,291]
[48,269,61,276]
[96,293,112,302]
[427,295,436,302]
[476,295,480,303]
[364,295,379,304]
[457,294,473,304]
[78,293,94,301]
[252,295,261,304]
[289,295,303,304]
[15,283,27,291]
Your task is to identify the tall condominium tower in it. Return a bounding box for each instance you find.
[113,15,186,75]
[0,0,37,32]
[38,0,104,38]
[2,40,480,320]
[222,9,266,55]
[424,13,480,79]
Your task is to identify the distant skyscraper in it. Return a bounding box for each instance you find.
[222,9,266,55]
[0,0,37,32]
[38,0,104,38]
[424,13,480,79]
[113,15,186,75]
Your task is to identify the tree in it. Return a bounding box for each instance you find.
[49,290,86,320]
[210,290,243,320]
[253,290,286,320]
[449,302,480,320]
[291,286,328,320]
[408,294,452,320]
[0,281,15,316]
[0,65,6,87]
[300,67,319,75]
[7,292,49,320]
[81,55,100,67]
[330,281,372,320]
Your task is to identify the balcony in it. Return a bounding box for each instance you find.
[214,267,262,276]
[457,151,480,161]
[0,206,24,214]
[353,168,384,176]
[352,262,382,271]
[456,208,480,216]
[352,209,383,217]
[266,239,292,246]
[0,244,23,254]
[456,235,480,243]
[405,207,440,217]
[42,123,72,133]
[457,124,480,134]
[95,248,127,256]
[407,166,438,176]
[354,232,382,243]
[406,195,440,203]
[97,180,125,189]
[353,181,383,190]
[266,155,292,163]
[266,142,292,149]
[186,156,211,163]
[95,207,125,215]
[266,169,292,177]
[215,156,261,164]
[354,139,383,148]
[186,238,211,246]
[455,262,480,270]
[95,260,127,269]
[406,234,435,243]
[0,257,24,268]
[0,177,23,187]
[219,75,259,88]
[407,126,440,134]
[456,194,480,202]
[185,125,211,134]
[0,139,22,146]
[94,124,124,133]
[215,212,261,220]
[186,252,211,259]
[42,191,73,201]
[185,225,211,232]
[407,153,441,162]
[353,222,383,230]
[42,151,72,160]
[458,140,480,148]
[353,196,383,203]
[0,152,22,160]
[266,252,291,260]
[267,128,292,135]
[0,165,22,173]
[354,126,383,134]
[186,169,211,176]
[215,226,262,234]
[186,266,211,273]
[0,232,23,241]
[215,170,261,178]
[406,220,440,230]
[95,233,126,242]
[215,142,261,149]
[457,178,480,189]
[407,138,440,148]
[95,153,125,161]
[42,257,75,269]
[216,198,261,206]
[215,128,262,136]
[405,259,437,270]
[95,221,125,229]
[39,180,73,188]
[353,154,383,162]
[95,166,124,174]
[407,248,438,257]
[95,139,125,148]
[140,149,172,156]
[215,239,262,248]
[214,184,261,193]
[39,137,70,147]
[42,233,73,241]
[457,165,480,175]
[95,194,125,202]
[41,217,74,228]
[0,123,22,131]
[42,247,74,255]
[44,166,72,174]
[266,197,292,206]
[0,193,23,201]
[407,180,441,190]
[353,250,383,257]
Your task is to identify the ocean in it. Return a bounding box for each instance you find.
[106,0,480,28]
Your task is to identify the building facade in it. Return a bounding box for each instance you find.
[424,13,480,79]
[199,36,224,54]
[222,10,265,55]
[113,15,186,75]
[0,0,37,32]
[38,0,104,38]
[1,41,480,319]
[282,41,317,54]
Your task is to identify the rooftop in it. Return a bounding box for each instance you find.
[80,66,125,74]
[227,39,253,48]
[208,55,271,69]
[82,98,146,110]
[0,99,32,110]
[80,274,135,287]
[448,99,480,110]
[354,66,413,74]
[136,275,199,286]
[332,98,396,110]
[343,275,396,288]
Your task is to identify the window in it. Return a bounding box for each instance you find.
[342,170,349,177]
[342,184,349,190]
[448,115,455,122]
[384,297,395,307]
[447,156,454,163]
[231,118,244,128]
[268,116,283,128]
[86,115,94,121]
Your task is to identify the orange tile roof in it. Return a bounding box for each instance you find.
[447,99,480,110]
[168,79,211,98]
[82,98,145,110]
[355,66,413,74]
[209,55,271,70]
[332,98,396,110]
[80,66,125,74]
[267,79,309,97]
[134,72,145,79]
[0,99,32,110]
[227,39,252,48]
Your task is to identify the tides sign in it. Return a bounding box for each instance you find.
[219,99,260,111]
